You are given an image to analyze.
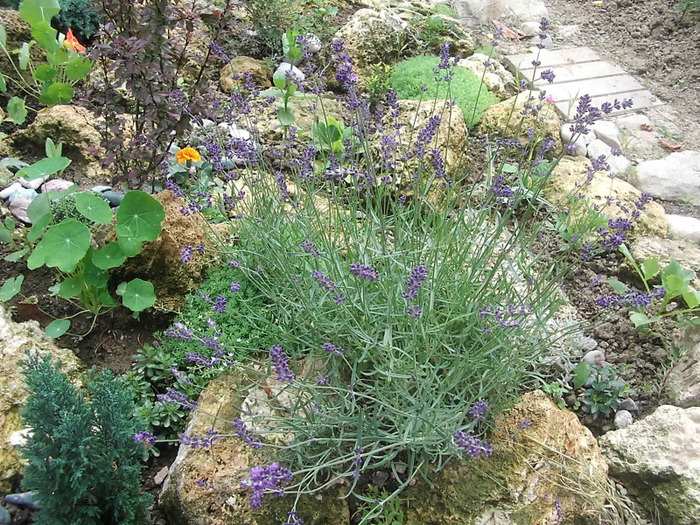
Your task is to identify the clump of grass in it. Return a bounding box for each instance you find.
[390,54,499,127]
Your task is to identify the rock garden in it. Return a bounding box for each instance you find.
[0,0,699,524]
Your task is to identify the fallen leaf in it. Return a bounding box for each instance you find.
[658,140,683,152]
[492,20,525,41]
[640,123,653,131]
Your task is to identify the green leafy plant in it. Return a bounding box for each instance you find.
[0,189,165,336]
[366,62,394,107]
[312,116,351,154]
[390,55,498,127]
[605,246,700,330]
[0,0,92,141]
[355,485,406,525]
[573,362,633,417]
[261,57,315,127]
[241,0,298,58]
[20,351,152,524]
[675,0,700,18]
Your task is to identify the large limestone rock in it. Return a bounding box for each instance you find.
[7,105,107,180]
[0,304,82,492]
[666,341,700,408]
[160,370,350,525]
[405,390,611,524]
[634,150,700,204]
[599,405,700,525]
[108,190,222,309]
[219,56,273,93]
[546,156,668,237]
[457,53,516,100]
[333,9,412,78]
[453,0,548,26]
[479,92,562,151]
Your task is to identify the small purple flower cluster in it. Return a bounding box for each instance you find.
[185,348,234,369]
[171,367,191,385]
[284,510,304,525]
[479,305,532,331]
[213,295,228,314]
[301,240,320,257]
[196,479,216,489]
[230,281,241,293]
[490,175,517,206]
[270,345,294,382]
[157,389,197,410]
[454,430,493,459]
[407,305,422,319]
[241,462,293,508]
[403,265,428,301]
[349,263,381,282]
[330,40,357,91]
[312,270,336,291]
[469,400,489,421]
[134,431,157,446]
[165,322,194,341]
[179,430,219,449]
[595,287,666,308]
[323,342,345,356]
[232,417,263,449]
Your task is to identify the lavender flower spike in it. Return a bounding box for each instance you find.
[270,345,294,382]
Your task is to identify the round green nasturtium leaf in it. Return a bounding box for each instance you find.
[39,82,74,106]
[0,275,24,301]
[98,291,117,307]
[19,0,61,26]
[65,56,92,81]
[7,97,27,125]
[117,279,155,312]
[45,318,70,338]
[57,276,82,299]
[92,242,126,270]
[74,192,113,224]
[31,21,59,54]
[116,191,165,242]
[83,260,108,288]
[117,235,143,257]
[34,219,91,273]
[32,64,58,83]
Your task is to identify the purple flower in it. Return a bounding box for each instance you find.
[301,240,320,257]
[270,345,294,382]
[540,69,555,83]
[407,305,422,319]
[403,265,428,301]
[349,263,381,282]
[312,270,336,291]
[196,479,216,489]
[179,430,219,449]
[608,217,633,231]
[518,418,532,430]
[316,374,329,385]
[180,245,194,263]
[134,431,157,446]
[165,322,194,341]
[232,417,263,449]
[157,389,197,410]
[230,281,241,293]
[323,342,345,356]
[454,430,493,459]
[554,499,563,519]
[213,296,228,314]
[241,462,293,508]
[332,293,346,304]
[285,511,304,525]
[469,400,489,421]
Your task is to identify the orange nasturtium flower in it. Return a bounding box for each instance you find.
[64,29,86,53]
[176,147,202,164]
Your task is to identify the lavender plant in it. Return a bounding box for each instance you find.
[134,21,622,522]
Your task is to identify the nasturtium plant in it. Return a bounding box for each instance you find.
[0,190,165,337]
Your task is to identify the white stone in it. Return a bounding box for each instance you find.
[18,175,48,190]
[274,62,305,83]
[7,187,37,204]
[0,182,22,200]
[9,198,32,223]
[520,21,541,37]
[561,123,594,145]
[614,409,634,429]
[615,113,651,133]
[305,33,322,53]
[591,120,622,148]
[667,214,700,244]
[40,179,75,194]
[154,466,169,486]
[600,405,700,524]
[557,24,580,39]
[6,428,32,448]
[635,151,700,204]
[583,350,607,366]
[587,139,631,175]
[453,0,548,25]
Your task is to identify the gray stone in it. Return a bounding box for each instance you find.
[457,53,515,100]
[587,139,631,175]
[592,120,622,148]
[8,198,32,224]
[614,409,634,429]
[4,491,41,510]
[17,175,48,190]
[0,182,22,201]
[40,179,75,194]
[530,34,553,49]
[667,214,700,244]
[615,113,652,133]
[7,187,37,204]
[520,21,541,37]
[453,0,548,25]
[0,506,10,525]
[635,150,700,204]
[667,342,700,408]
[274,62,305,83]
[618,398,639,412]
[154,466,169,486]
[582,350,607,366]
[101,191,124,207]
[557,24,580,39]
[599,405,700,524]
[90,185,112,193]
